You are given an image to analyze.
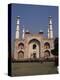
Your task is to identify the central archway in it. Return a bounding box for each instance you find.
[28,39,40,59]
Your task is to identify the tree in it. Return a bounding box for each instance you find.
[51,37,58,56]
[51,37,58,66]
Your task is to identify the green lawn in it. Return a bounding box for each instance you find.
[11,62,58,76]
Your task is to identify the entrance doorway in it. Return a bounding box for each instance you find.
[33,53,36,59]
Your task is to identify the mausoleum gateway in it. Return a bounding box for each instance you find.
[14,16,54,60]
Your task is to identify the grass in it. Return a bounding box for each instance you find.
[11,62,58,76]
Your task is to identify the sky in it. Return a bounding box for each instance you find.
[11,3,58,43]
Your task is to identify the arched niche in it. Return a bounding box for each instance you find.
[18,51,24,59]
[44,50,50,58]
[44,42,50,49]
[18,43,24,49]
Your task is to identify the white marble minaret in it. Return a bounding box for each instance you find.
[15,16,20,39]
[48,16,53,39]
[14,16,20,60]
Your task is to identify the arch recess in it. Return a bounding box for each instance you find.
[18,51,24,59]
[44,42,50,49]
[18,42,24,49]
[44,50,50,58]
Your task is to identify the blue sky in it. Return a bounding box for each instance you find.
[11,4,58,42]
